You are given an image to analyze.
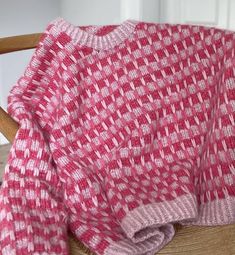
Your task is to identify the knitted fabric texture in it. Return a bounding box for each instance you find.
[0,18,235,255]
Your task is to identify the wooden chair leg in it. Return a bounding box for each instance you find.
[0,106,19,144]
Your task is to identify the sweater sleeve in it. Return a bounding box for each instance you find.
[0,22,69,254]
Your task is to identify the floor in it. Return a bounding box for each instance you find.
[0,143,11,181]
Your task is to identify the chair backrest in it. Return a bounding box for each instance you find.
[0,33,41,143]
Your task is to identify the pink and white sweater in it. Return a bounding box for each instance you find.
[0,18,235,255]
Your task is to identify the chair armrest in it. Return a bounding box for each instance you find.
[0,107,19,143]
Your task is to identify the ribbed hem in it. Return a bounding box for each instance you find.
[121,193,197,242]
[104,194,197,255]
[49,17,139,50]
[104,194,235,254]
[104,224,174,255]
[181,196,235,226]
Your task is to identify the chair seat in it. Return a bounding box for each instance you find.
[68,224,235,255]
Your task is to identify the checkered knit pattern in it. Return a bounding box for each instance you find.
[0,17,235,255]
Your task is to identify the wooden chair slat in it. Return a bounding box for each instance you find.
[0,33,42,54]
[0,107,18,143]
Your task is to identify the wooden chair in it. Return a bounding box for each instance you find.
[0,33,235,255]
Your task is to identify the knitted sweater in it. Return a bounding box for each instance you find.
[0,17,235,255]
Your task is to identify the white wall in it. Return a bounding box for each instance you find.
[0,0,60,144]
[60,0,121,25]
[60,0,161,25]
[159,0,235,30]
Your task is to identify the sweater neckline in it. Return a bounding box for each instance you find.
[51,18,139,51]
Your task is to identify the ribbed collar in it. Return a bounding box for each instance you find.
[51,17,139,50]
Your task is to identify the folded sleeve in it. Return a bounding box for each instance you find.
[0,121,69,254]
[0,21,70,254]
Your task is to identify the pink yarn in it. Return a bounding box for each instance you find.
[0,18,234,254]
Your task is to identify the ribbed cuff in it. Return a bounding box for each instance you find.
[104,224,174,255]
[104,194,197,255]
[121,193,198,242]
[181,195,235,226]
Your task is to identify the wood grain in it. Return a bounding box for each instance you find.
[69,223,235,255]
[0,107,19,143]
[158,224,235,255]
[0,33,42,54]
